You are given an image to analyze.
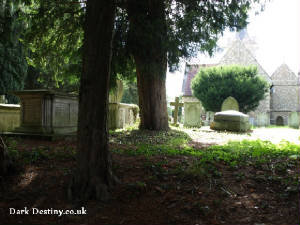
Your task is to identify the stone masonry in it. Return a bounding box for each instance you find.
[270,64,300,125]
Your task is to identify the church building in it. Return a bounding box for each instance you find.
[181,30,299,127]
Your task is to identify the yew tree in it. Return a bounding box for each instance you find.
[23,0,84,91]
[0,0,28,103]
[191,65,269,113]
[68,0,117,201]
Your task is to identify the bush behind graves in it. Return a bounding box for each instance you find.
[191,65,269,113]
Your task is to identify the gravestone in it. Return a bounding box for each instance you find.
[204,111,215,126]
[0,95,6,104]
[210,110,250,132]
[13,90,78,135]
[0,104,20,132]
[288,112,299,128]
[118,107,126,128]
[256,113,270,127]
[249,117,255,126]
[183,102,202,127]
[221,96,239,111]
[170,97,183,125]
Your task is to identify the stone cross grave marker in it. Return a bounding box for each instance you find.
[221,96,239,111]
[170,97,183,125]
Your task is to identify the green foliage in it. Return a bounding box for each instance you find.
[110,126,300,168]
[116,1,260,72]
[191,65,269,113]
[203,140,300,165]
[24,1,138,92]
[121,79,139,104]
[24,0,84,92]
[0,0,28,103]
[17,0,265,97]
[111,8,137,85]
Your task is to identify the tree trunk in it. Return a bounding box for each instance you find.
[127,0,169,130]
[0,136,11,175]
[69,0,117,202]
[135,58,169,130]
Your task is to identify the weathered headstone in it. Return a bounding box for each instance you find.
[170,97,183,125]
[256,113,270,127]
[0,95,5,104]
[249,117,255,126]
[183,102,202,127]
[13,90,78,135]
[0,104,20,132]
[221,96,239,111]
[288,112,299,128]
[210,110,250,132]
[204,111,215,126]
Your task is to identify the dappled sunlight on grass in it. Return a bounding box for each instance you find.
[171,125,300,145]
[109,126,300,166]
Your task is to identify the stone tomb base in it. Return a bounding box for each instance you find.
[13,90,78,135]
[108,103,139,129]
[210,110,251,132]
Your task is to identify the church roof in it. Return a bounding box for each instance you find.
[219,40,271,84]
[271,63,299,85]
[182,63,217,96]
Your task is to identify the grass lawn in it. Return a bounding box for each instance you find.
[1,126,299,225]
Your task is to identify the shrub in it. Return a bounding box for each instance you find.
[191,65,269,113]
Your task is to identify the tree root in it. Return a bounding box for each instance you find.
[67,171,120,204]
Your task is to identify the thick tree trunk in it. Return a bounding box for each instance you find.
[69,0,117,202]
[0,136,11,175]
[135,59,169,130]
[127,0,169,130]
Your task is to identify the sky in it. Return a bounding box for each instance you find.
[166,0,300,100]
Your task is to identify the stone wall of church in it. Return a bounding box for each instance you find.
[271,86,299,112]
[219,40,272,84]
[219,40,271,126]
[271,64,299,112]
[270,64,300,125]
